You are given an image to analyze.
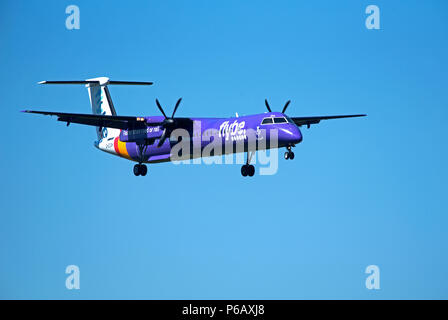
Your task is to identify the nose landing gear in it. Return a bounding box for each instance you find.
[241,150,256,177]
[241,164,255,177]
[284,146,295,160]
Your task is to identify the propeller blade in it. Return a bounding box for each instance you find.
[171,98,182,118]
[157,129,168,147]
[265,99,272,112]
[155,99,168,119]
[281,100,291,114]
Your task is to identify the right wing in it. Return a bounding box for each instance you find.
[291,114,366,128]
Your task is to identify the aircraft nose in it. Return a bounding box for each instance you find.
[278,125,302,144]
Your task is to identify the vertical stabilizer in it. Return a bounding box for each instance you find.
[86,77,118,140]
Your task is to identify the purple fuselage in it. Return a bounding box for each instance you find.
[97,112,303,163]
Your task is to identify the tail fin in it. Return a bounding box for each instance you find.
[86,77,117,117]
[86,77,116,139]
[38,77,153,140]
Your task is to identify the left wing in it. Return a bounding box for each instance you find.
[291,114,366,128]
[22,110,158,129]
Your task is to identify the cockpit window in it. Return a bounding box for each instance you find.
[273,117,287,124]
[261,116,290,125]
[261,118,273,125]
[285,116,294,123]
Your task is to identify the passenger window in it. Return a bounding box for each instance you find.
[261,118,273,125]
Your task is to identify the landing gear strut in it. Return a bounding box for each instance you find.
[241,151,255,177]
[134,141,149,176]
[134,164,147,176]
[284,146,295,160]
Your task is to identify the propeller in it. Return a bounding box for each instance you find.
[281,100,291,113]
[155,98,182,147]
[264,99,272,112]
[265,99,291,114]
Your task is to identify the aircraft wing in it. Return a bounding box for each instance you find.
[21,110,159,129]
[291,114,366,128]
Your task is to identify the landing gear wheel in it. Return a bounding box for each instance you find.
[133,164,141,176]
[284,151,295,160]
[241,165,248,177]
[140,164,147,176]
[241,165,255,177]
[248,165,255,177]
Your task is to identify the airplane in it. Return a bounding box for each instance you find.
[22,77,366,177]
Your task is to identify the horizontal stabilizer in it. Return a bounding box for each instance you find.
[38,80,153,85]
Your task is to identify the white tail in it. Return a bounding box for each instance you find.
[38,77,153,140]
[86,77,117,116]
[86,77,117,140]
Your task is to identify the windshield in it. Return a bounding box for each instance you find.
[261,118,273,124]
[273,117,287,124]
[285,116,294,124]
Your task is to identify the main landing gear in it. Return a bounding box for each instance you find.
[241,151,255,177]
[134,164,147,176]
[134,141,149,176]
[284,146,295,160]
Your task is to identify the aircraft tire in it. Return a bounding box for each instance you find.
[289,152,295,160]
[241,165,248,177]
[248,165,255,177]
[134,164,141,176]
[140,165,148,176]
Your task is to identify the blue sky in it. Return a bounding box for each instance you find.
[1,0,447,299]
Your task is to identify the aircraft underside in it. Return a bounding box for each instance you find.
[96,134,298,177]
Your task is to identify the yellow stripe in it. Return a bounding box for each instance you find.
[117,139,132,160]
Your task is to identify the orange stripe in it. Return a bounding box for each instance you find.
[115,138,132,160]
